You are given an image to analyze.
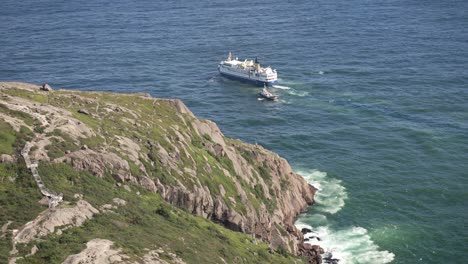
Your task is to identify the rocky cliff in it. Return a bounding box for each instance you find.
[0,82,319,263]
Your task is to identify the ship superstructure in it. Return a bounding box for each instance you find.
[218,52,278,86]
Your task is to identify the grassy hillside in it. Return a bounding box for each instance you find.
[0,84,308,263]
[0,161,301,263]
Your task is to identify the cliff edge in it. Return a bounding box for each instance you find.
[0,82,319,263]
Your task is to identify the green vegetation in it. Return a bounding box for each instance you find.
[45,133,79,160]
[79,135,105,149]
[0,103,35,126]
[0,163,45,229]
[2,88,48,104]
[0,86,301,263]
[0,121,16,155]
[0,121,34,156]
[0,163,45,263]
[3,162,301,264]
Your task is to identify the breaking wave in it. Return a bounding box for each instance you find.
[296,170,394,264]
[296,223,395,264]
[297,170,347,214]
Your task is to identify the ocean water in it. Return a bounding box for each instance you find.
[1,0,467,263]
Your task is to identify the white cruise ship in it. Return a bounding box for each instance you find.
[218,52,278,86]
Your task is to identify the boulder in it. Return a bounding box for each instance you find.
[301,243,314,251]
[312,245,325,254]
[40,83,53,91]
[77,109,90,115]
[112,198,127,206]
[0,154,16,164]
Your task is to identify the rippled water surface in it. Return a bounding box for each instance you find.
[2,0,468,263]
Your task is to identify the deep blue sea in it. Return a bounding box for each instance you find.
[1,0,467,263]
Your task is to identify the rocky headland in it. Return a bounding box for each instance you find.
[0,82,323,263]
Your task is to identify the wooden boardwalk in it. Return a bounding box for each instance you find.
[21,142,62,208]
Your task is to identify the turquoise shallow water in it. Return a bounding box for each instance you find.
[1,0,468,263]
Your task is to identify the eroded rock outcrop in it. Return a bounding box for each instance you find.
[13,200,99,245]
[62,239,130,264]
[55,149,138,183]
[0,82,317,257]
[299,243,326,264]
[62,239,186,264]
[169,117,315,253]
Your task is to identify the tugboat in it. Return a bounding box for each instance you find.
[218,52,278,86]
[258,85,278,101]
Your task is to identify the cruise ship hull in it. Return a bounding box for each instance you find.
[218,53,278,86]
[219,71,277,87]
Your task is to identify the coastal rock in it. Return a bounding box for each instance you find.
[40,83,53,91]
[138,100,316,253]
[323,253,340,264]
[154,123,316,253]
[299,243,325,264]
[192,119,226,147]
[312,245,325,254]
[2,82,317,257]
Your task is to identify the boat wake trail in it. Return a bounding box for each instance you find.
[272,85,291,90]
[295,169,395,264]
[286,89,309,97]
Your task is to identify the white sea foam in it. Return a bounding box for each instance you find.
[207,76,219,85]
[287,89,309,97]
[309,70,325,75]
[272,85,291,90]
[295,169,395,264]
[297,170,347,214]
[296,223,395,264]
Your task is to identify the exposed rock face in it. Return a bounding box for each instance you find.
[62,239,129,264]
[299,243,325,264]
[141,249,186,264]
[55,149,138,184]
[163,116,316,253]
[13,200,99,244]
[0,82,317,256]
[63,239,186,264]
[0,82,95,147]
